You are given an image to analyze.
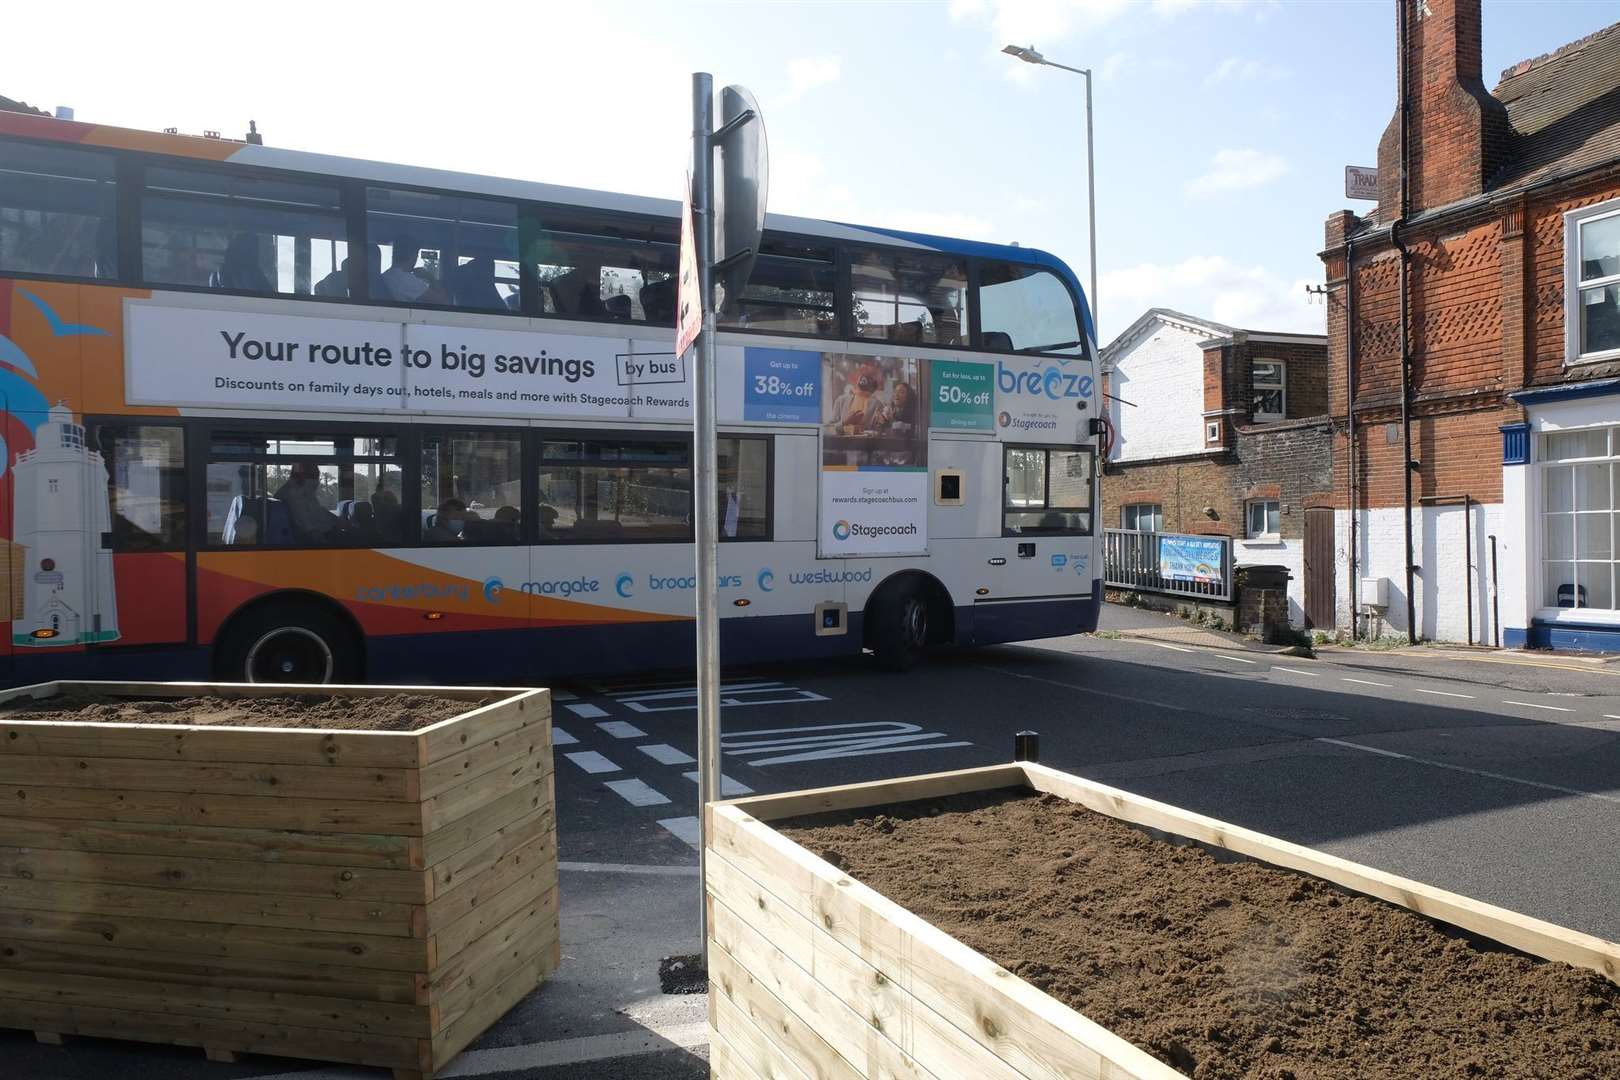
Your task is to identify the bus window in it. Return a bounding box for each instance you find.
[850,248,967,346]
[420,431,523,544]
[536,438,691,543]
[0,138,118,280]
[718,436,769,541]
[141,167,347,296]
[978,262,1084,355]
[206,431,402,547]
[367,188,520,311]
[92,424,186,551]
[718,235,836,337]
[527,211,677,322]
[1003,445,1092,535]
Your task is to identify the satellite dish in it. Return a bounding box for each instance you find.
[713,85,768,316]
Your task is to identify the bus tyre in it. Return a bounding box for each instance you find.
[871,584,929,672]
[217,605,359,685]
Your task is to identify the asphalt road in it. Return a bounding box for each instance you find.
[10,606,1620,1079]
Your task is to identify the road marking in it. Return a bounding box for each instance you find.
[1318,737,1620,805]
[558,861,699,876]
[1502,699,1572,712]
[564,750,620,774]
[244,1021,713,1079]
[1147,641,1196,653]
[1342,677,1394,687]
[596,720,647,740]
[722,721,972,766]
[1605,714,1620,720]
[1273,666,1320,676]
[1216,654,1258,664]
[551,726,578,746]
[638,742,696,766]
[658,816,701,849]
[983,664,1200,714]
[1413,688,1474,699]
[682,771,752,796]
[614,680,830,712]
[564,702,609,719]
[603,778,671,807]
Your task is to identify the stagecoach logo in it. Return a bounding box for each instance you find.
[757,569,775,592]
[615,573,635,598]
[482,577,504,603]
[997,411,1012,428]
[832,520,852,541]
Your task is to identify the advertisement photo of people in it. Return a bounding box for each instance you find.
[821,355,926,469]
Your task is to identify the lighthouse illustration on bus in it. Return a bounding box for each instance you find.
[10,403,119,647]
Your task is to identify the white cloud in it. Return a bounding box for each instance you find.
[1184,148,1290,197]
[1097,51,1132,81]
[1204,55,1288,85]
[783,56,843,104]
[1100,255,1322,341]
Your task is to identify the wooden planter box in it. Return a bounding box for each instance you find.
[0,680,557,1080]
[705,762,1620,1080]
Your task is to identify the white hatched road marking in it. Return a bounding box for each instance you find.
[1502,699,1572,712]
[613,680,829,712]
[565,702,609,719]
[722,721,971,766]
[1217,654,1258,664]
[658,816,701,848]
[1273,666,1320,676]
[596,720,647,739]
[682,771,752,796]
[1342,677,1394,687]
[1319,738,1620,805]
[1414,688,1474,699]
[603,778,671,807]
[638,743,696,766]
[564,750,620,774]
[551,726,578,746]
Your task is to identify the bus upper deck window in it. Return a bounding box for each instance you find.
[717,235,837,337]
[141,167,347,297]
[0,138,118,280]
[367,188,520,310]
[527,211,678,323]
[850,248,966,346]
[978,262,1084,356]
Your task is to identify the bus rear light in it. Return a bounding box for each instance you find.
[424,611,445,621]
[733,598,751,607]
[975,587,990,596]
[29,628,59,639]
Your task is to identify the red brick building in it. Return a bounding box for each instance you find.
[1321,0,1620,647]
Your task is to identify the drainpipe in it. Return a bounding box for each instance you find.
[1394,0,1418,645]
[1345,234,1359,639]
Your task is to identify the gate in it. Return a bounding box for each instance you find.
[1304,507,1335,629]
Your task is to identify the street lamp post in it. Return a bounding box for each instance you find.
[1003,44,1097,335]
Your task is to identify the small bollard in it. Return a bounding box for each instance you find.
[1014,730,1039,763]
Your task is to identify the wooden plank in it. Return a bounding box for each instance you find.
[423,832,554,932]
[0,815,421,871]
[422,754,551,835]
[0,876,423,937]
[0,845,428,905]
[719,764,1028,824]
[421,773,552,869]
[0,935,425,1004]
[431,923,553,1036]
[420,712,550,800]
[0,967,431,1037]
[418,689,549,766]
[709,1024,769,1080]
[0,906,430,972]
[707,900,939,1080]
[426,805,553,902]
[0,784,426,835]
[432,877,558,971]
[0,680,512,704]
[427,940,547,1072]
[0,720,425,769]
[0,754,418,802]
[1020,762,1620,984]
[708,995,801,1080]
[709,940,855,1080]
[0,992,425,1070]
[711,803,1182,1080]
[203,1047,237,1063]
[426,886,556,1006]
[33,1029,62,1045]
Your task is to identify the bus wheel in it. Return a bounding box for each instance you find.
[218,605,359,685]
[871,584,929,671]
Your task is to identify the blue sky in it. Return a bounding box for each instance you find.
[8,0,1619,342]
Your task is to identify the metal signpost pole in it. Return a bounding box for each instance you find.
[690,72,722,961]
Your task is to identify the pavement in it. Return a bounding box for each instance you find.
[9,603,1620,1078]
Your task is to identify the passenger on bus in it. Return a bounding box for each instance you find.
[213,233,272,293]
[380,237,430,302]
[315,245,379,298]
[424,498,469,542]
[453,258,503,310]
[274,462,342,543]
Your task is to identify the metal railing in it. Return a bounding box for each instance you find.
[1103,528,1234,602]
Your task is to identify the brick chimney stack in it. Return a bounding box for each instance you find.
[1375,0,1512,219]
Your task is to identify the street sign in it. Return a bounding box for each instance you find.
[713,85,768,315]
[675,175,701,359]
[1345,165,1379,201]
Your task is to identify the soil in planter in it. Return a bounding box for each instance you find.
[0,691,498,731]
[780,791,1620,1080]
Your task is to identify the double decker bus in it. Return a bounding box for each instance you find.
[0,110,1100,685]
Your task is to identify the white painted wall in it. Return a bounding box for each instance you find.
[1334,503,1505,644]
[1108,321,1211,463]
[1234,539,1307,628]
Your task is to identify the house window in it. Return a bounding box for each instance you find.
[1206,421,1221,443]
[1251,361,1285,421]
[1566,199,1620,362]
[1245,499,1280,539]
[1539,427,1620,611]
[1121,503,1162,532]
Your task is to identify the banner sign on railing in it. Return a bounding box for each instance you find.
[1158,535,1225,585]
